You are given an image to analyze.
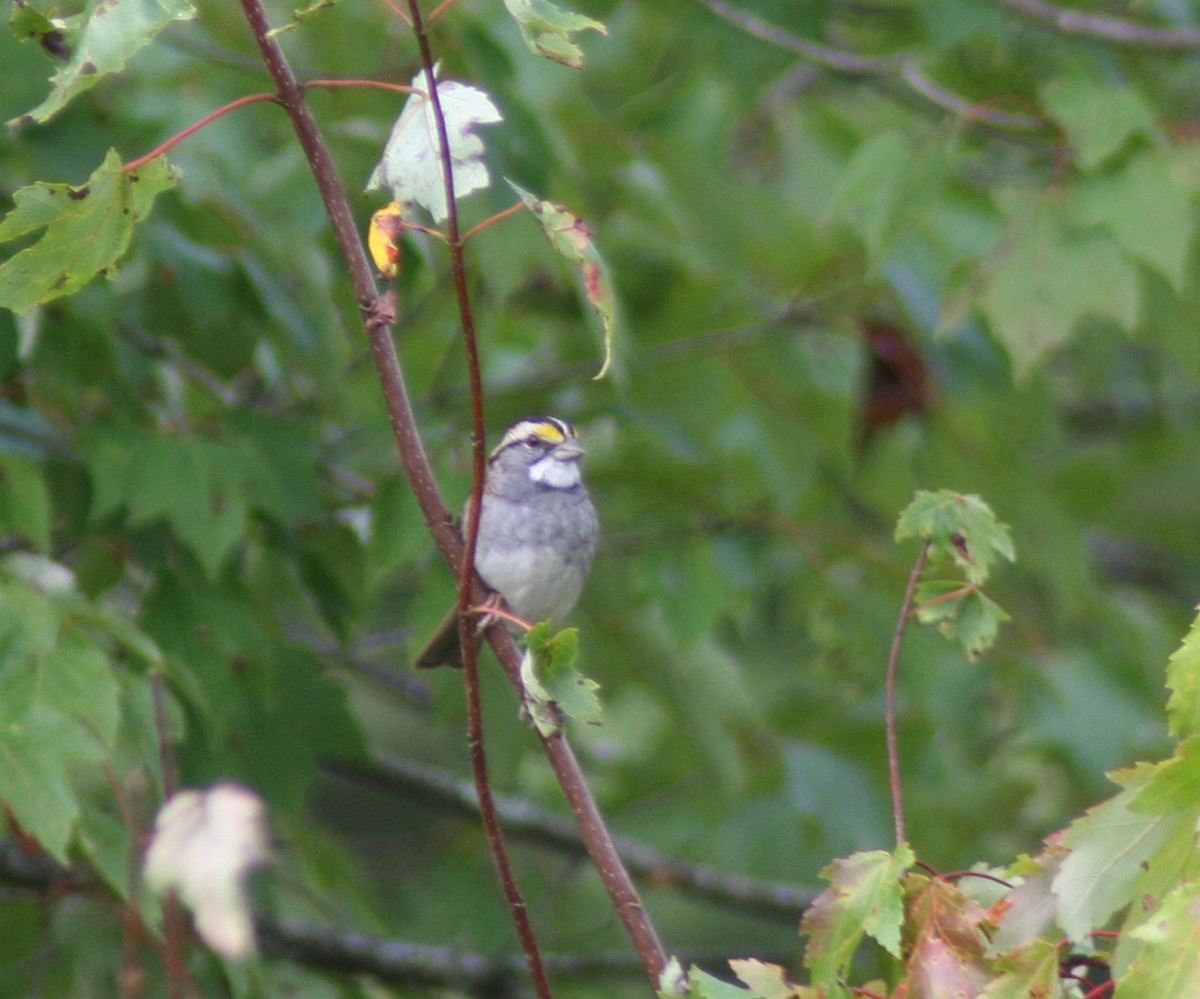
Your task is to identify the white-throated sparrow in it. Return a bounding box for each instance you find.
[414,416,599,669]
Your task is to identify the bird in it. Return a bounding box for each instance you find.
[414,416,598,669]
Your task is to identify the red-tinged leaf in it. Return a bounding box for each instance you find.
[903,875,992,999]
[508,180,616,378]
[0,150,177,314]
[801,844,913,983]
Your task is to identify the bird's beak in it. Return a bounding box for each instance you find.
[553,439,584,461]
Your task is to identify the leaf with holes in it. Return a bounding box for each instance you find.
[502,0,606,69]
[13,0,196,125]
[366,66,501,223]
[0,151,177,314]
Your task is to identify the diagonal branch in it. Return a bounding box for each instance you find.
[694,0,1045,132]
[235,0,668,987]
[401,1,553,995]
[993,0,1200,49]
[328,754,819,922]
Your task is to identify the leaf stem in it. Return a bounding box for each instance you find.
[913,582,977,613]
[463,202,526,243]
[305,79,422,95]
[886,540,929,847]
[122,93,278,173]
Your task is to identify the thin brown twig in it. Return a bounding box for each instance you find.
[305,79,422,95]
[463,202,526,243]
[122,93,278,172]
[428,0,464,22]
[403,2,554,996]
[993,0,1200,49]
[234,0,667,985]
[693,0,1045,132]
[913,582,977,613]
[886,540,930,847]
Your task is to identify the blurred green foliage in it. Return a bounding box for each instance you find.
[3,0,1200,995]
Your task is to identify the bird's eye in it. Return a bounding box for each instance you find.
[523,435,542,448]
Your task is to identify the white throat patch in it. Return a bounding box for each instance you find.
[529,455,581,488]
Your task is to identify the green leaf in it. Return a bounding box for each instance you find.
[827,128,911,263]
[729,958,815,998]
[13,0,196,125]
[1127,735,1200,816]
[1068,148,1200,293]
[991,847,1068,954]
[1165,608,1200,739]
[508,181,616,378]
[979,192,1139,379]
[111,432,247,577]
[0,454,51,551]
[34,635,121,748]
[895,490,1016,585]
[800,843,913,982]
[9,0,80,62]
[684,967,756,999]
[502,0,606,69]
[1053,764,1197,940]
[0,706,104,862]
[74,806,133,899]
[1039,77,1157,171]
[0,151,178,314]
[913,582,1011,661]
[1115,880,1200,999]
[520,623,601,736]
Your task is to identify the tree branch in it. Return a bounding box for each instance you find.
[0,843,782,993]
[694,0,1045,132]
[235,0,668,986]
[993,0,1200,49]
[327,754,818,923]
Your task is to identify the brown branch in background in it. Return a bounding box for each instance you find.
[328,754,819,922]
[236,0,668,987]
[260,916,786,991]
[993,0,1200,49]
[694,0,1045,131]
[403,0,554,995]
[0,844,777,994]
[886,540,929,846]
